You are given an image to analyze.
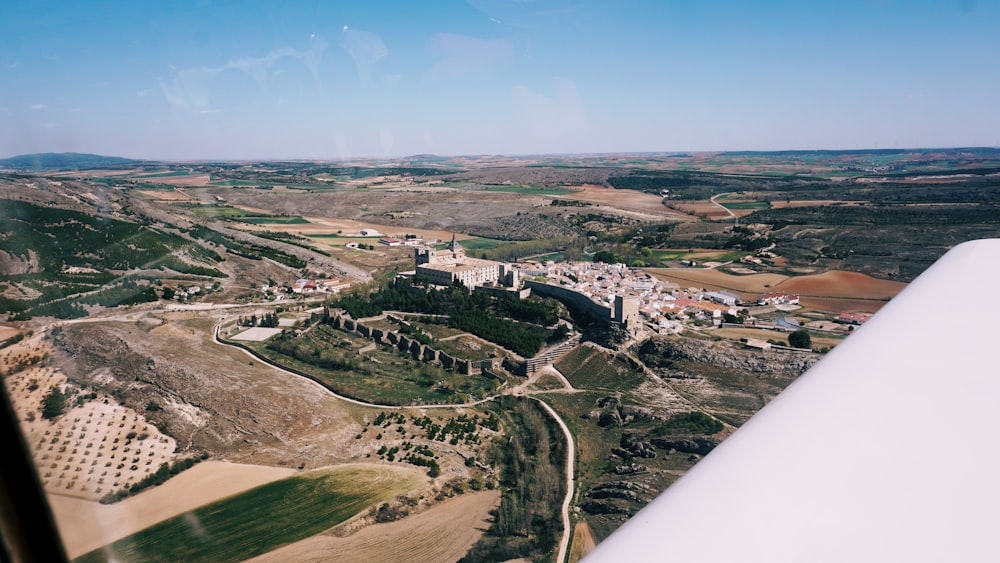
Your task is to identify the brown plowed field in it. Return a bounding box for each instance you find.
[647,269,788,298]
[778,269,905,300]
[665,200,732,219]
[647,268,905,313]
[248,489,500,563]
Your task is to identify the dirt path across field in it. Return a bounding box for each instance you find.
[710,193,737,219]
[49,461,295,558]
[247,489,500,563]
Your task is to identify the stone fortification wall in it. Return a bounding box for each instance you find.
[335,315,481,376]
[524,280,612,325]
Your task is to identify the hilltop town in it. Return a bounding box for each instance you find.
[1,149,991,562]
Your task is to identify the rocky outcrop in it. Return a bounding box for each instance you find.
[580,500,632,515]
[614,463,649,475]
[0,249,40,275]
[588,481,653,502]
[650,437,719,456]
[638,336,817,377]
[588,395,659,428]
[615,433,656,459]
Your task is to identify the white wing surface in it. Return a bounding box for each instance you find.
[585,238,1000,562]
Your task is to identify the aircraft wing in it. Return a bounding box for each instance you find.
[585,238,1000,562]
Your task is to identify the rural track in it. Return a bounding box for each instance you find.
[710,192,737,219]
[530,397,576,563]
[212,318,578,561]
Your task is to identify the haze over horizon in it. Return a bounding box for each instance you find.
[3,1,999,161]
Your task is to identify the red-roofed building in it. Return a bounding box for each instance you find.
[837,312,872,325]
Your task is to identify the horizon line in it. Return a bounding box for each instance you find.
[3,146,1000,164]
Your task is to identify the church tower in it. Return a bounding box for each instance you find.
[448,233,466,260]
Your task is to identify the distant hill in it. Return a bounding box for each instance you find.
[0,152,145,171]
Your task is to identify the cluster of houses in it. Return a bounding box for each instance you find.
[377,236,428,247]
[513,261,871,334]
[260,278,351,299]
[170,284,218,301]
[511,261,749,332]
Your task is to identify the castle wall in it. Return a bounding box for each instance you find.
[524,280,613,325]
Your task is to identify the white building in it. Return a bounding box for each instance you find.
[414,235,503,288]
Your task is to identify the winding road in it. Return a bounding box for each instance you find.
[710,192,737,219]
[212,316,578,562]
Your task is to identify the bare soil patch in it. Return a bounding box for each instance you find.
[248,489,500,563]
[136,190,196,201]
[569,520,598,563]
[561,185,688,218]
[137,174,213,187]
[256,214,468,243]
[646,268,905,309]
[231,327,283,341]
[778,270,905,300]
[49,461,295,558]
[0,325,21,340]
[647,268,788,298]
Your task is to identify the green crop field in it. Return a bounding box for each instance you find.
[720,201,770,210]
[74,466,422,563]
[238,216,310,225]
[208,179,270,186]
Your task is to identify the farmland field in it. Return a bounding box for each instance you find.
[73,464,424,563]
[719,200,770,210]
[712,327,845,350]
[238,216,310,225]
[249,489,500,563]
[469,184,577,196]
[560,184,688,217]
[646,267,904,311]
[51,462,295,558]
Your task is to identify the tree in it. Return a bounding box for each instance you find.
[41,386,66,419]
[593,250,621,264]
[788,329,812,349]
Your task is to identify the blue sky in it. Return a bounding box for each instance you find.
[2,0,998,160]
